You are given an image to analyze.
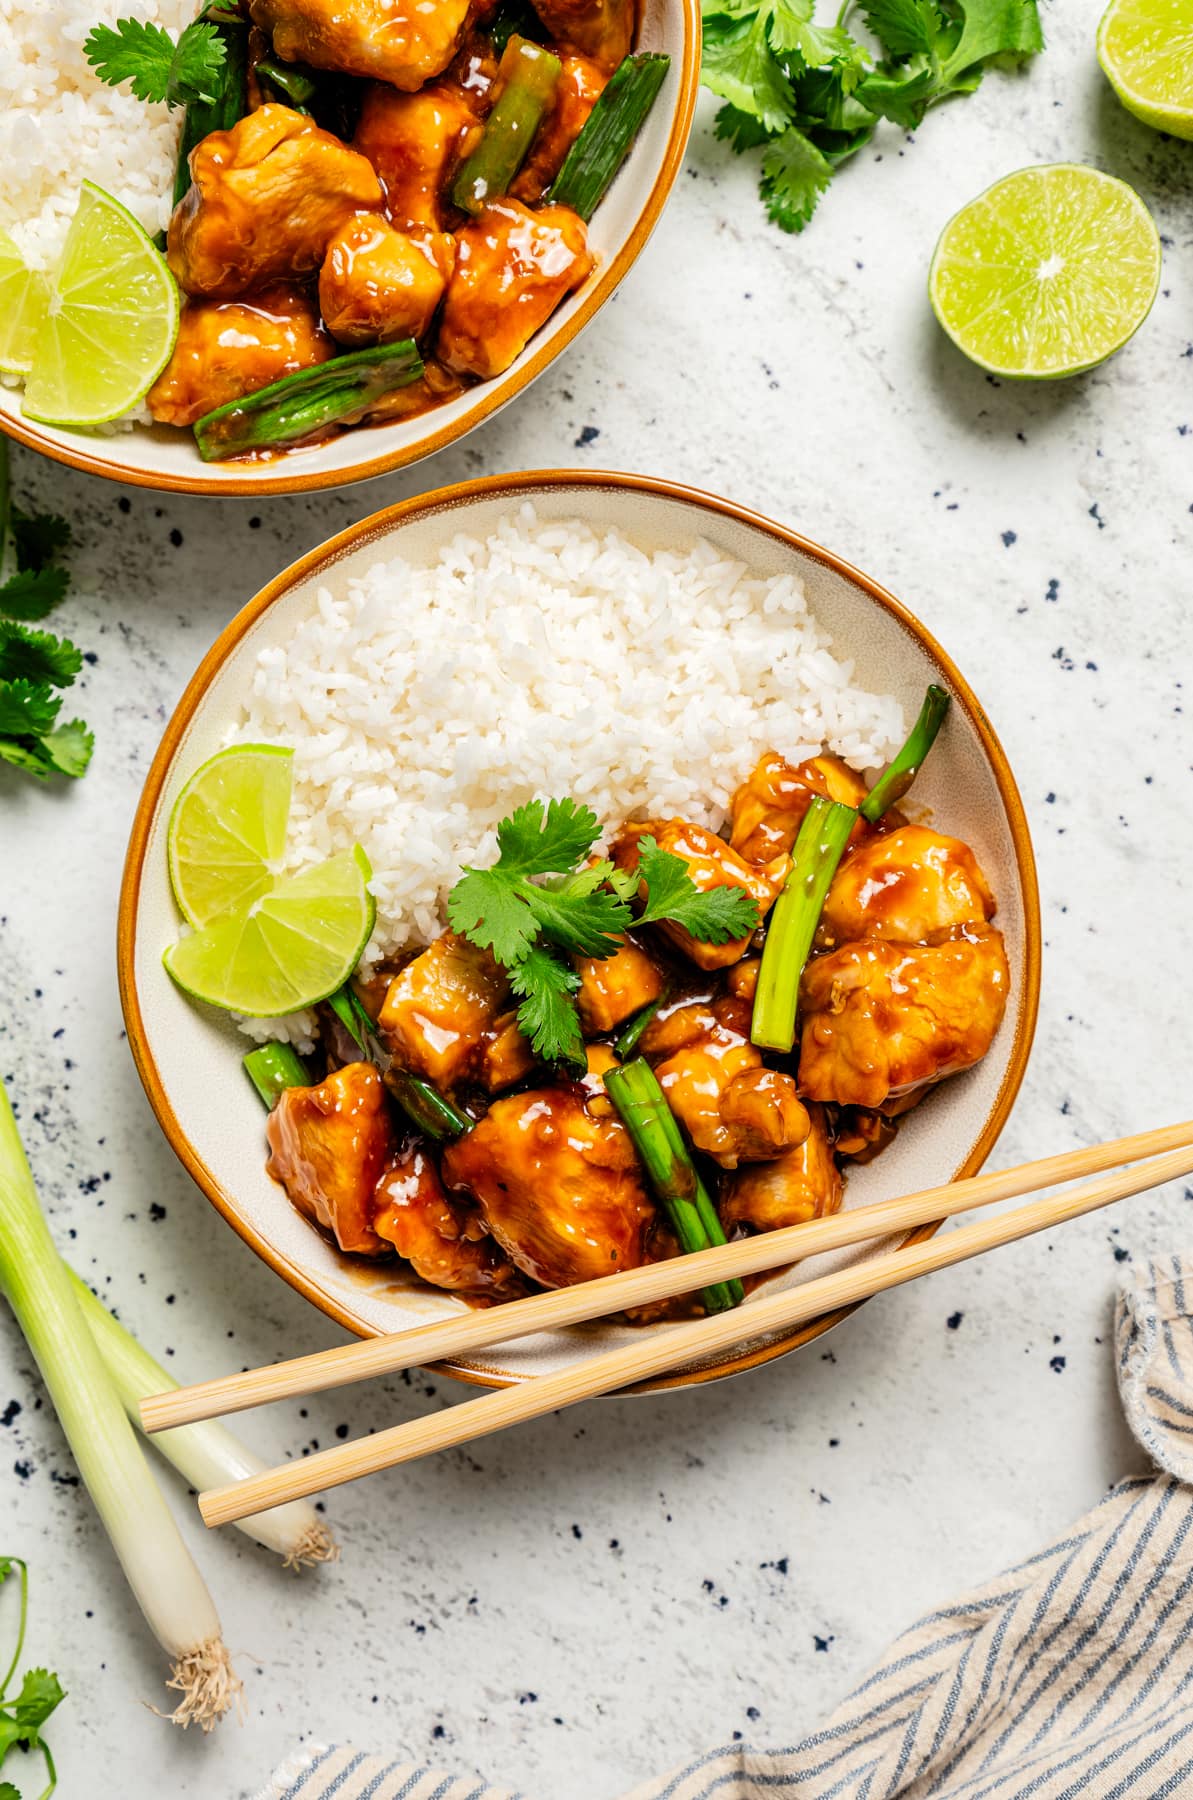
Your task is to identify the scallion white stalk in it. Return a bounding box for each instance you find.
[68,1270,339,1570]
[0,1086,241,1728]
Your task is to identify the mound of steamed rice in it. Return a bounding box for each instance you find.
[0,0,185,273]
[230,506,905,1044]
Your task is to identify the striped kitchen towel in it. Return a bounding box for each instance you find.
[256,1254,1193,1800]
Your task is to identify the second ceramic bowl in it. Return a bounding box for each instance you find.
[118,470,1041,1388]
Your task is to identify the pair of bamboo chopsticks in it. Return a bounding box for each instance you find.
[143,1120,1193,1528]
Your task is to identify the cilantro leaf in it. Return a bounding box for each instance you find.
[519,878,626,958]
[0,681,61,740]
[509,947,585,1069]
[714,101,774,151]
[939,0,1043,82]
[0,739,53,778]
[11,510,70,572]
[39,719,95,779]
[447,867,540,966]
[635,837,761,941]
[0,624,81,689]
[494,796,601,877]
[0,1559,15,1586]
[855,59,938,124]
[0,1782,19,1800]
[83,16,227,108]
[0,568,70,623]
[859,0,941,56]
[769,0,868,71]
[9,1669,64,1733]
[759,125,835,231]
[702,10,796,130]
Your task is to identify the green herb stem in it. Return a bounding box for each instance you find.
[750,796,857,1054]
[194,340,424,461]
[383,1066,472,1141]
[452,36,562,215]
[603,1058,743,1314]
[860,684,951,823]
[243,1042,309,1109]
[548,53,671,221]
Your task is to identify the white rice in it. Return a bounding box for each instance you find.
[230,506,905,1044]
[0,0,185,274]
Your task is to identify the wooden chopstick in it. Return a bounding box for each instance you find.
[197,1134,1193,1527]
[143,1120,1193,1435]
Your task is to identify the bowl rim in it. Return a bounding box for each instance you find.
[117,467,1042,1389]
[0,10,700,498]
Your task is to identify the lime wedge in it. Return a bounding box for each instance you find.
[929,164,1161,379]
[1098,0,1193,139]
[23,181,179,426]
[164,845,376,1017]
[167,744,295,928]
[0,230,51,375]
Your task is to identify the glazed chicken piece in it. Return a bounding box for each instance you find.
[168,105,383,300]
[611,820,787,971]
[530,0,636,70]
[574,933,665,1034]
[729,751,869,865]
[354,83,481,235]
[147,285,333,427]
[441,1060,655,1287]
[371,1138,524,1297]
[437,198,593,380]
[642,994,809,1169]
[248,0,472,89]
[798,924,1010,1111]
[378,933,535,1092]
[266,1062,393,1255]
[819,824,996,949]
[720,1104,841,1234]
[510,54,607,203]
[319,214,453,347]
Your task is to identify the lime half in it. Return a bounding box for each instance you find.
[929,164,1161,379]
[167,744,295,928]
[1098,0,1193,139]
[164,845,376,1017]
[23,181,179,426]
[0,230,50,375]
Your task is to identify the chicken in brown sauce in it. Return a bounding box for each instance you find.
[259,733,1010,1320]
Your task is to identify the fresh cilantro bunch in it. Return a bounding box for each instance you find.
[0,448,93,782]
[83,6,237,109]
[0,1558,65,1800]
[703,0,1044,231]
[448,797,759,1068]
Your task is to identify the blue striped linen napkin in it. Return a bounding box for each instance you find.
[255,1254,1193,1800]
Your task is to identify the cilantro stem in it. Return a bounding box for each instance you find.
[859,683,951,823]
[0,1557,27,1700]
[603,1059,743,1314]
[750,795,857,1055]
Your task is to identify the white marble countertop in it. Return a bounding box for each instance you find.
[2,6,1191,1795]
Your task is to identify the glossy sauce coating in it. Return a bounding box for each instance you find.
[266,1061,393,1255]
[148,284,333,426]
[248,0,473,89]
[437,197,592,379]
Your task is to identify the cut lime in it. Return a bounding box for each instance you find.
[164,845,376,1017]
[929,164,1161,379]
[22,181,179,426]
[167,744,295,928]
[0,230,50,375]
[1098,0,1193,139]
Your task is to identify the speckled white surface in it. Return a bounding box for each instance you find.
[1,6,1191,1796]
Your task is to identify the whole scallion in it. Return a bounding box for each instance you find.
[603,1058,742,1314]
[547,52,671,221]
[68,1271,338,1570]
[0,1086,240,1727]
[194,340,424,461]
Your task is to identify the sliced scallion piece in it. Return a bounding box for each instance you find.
[860,684,951,823]
[452,36,562,215]
[547,52,671,221]
[256,55,319,110]
[173,10,249,207]
[243,1042,309,1109]
[194,340,423,461]
[383,1066,472,1142]
[750,796,856,1054]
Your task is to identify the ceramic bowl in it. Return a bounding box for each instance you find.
[0,0,697,498]
[118,470,1041,1388]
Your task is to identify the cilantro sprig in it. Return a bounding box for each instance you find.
[447,798,759,1068]
[0,443,94,782]
[83,13,229,110]
[702,0,1044,231]
[0,1559,65,1799]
